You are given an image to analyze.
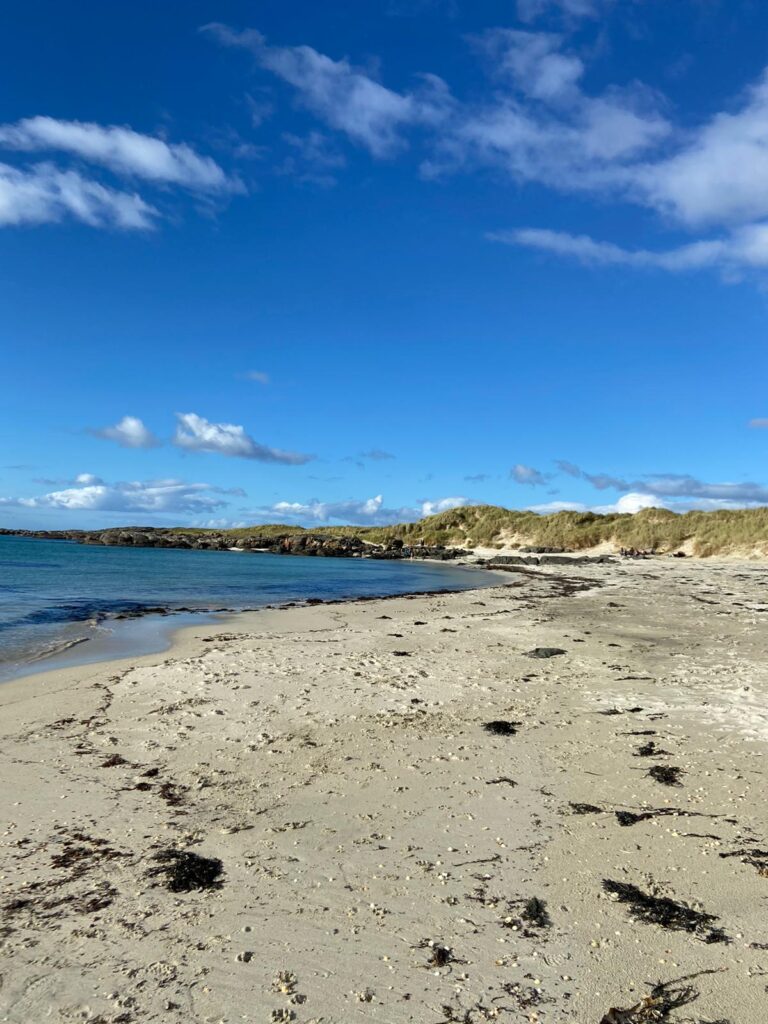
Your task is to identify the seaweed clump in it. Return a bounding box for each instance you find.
[520,896,550,928]
[599,971,730,1023]
[150,849,224,893]
[647,765,685,787]
[482,720,522,736]
[602,880,727,943]
[569,802,603,815]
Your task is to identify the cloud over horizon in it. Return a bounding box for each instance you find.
[255,492,472,526]
[555,460,768,505]
[0,476,231,515]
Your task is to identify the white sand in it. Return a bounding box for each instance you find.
[1,559,766,1023]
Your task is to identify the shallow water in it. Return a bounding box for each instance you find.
[0,535,495,680]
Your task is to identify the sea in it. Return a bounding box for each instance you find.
[0,535,496,681]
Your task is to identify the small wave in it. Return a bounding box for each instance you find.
[31,635,91,662]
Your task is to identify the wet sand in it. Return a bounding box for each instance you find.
[1,559,766,1023]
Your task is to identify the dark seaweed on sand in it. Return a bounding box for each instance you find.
[521,896,550,928]
[482,720,521,736]
[150,849,223,893]
[569,802,603,815]
[647,765,684,786]
[602,880,727,942]
[599,971,729,1023]
[634,741,669,757]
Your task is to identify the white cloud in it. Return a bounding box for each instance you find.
[0,117,237,193]
[750,418,768,428]
[203,21,768,284]
[204,23,451,157]
[477,29,585,103]
[511,463,548,485]
[492,223,768,278]
[271,494,391,524]
[528,499,588,513]
[0,161,157,229]
[91,415,160,449]
[420,495,470,516]
[0,477,228,514]
[607,492,664,514]
[423,30,669,187]
[635,71,768,228]
[244,370,270,384]
[253,493,472,526]
[173,412,313,465]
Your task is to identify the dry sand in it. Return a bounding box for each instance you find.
[1,559,767,1023]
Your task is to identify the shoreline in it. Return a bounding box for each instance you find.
[1,558,766,1021]
[0,553,504,686]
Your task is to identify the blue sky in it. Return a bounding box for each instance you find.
[2,0,768,529]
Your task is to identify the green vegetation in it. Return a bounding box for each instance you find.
[172,504,768,557]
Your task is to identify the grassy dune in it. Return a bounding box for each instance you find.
[175,505,768,557]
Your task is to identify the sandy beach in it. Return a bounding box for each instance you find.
[1,558,766,1023]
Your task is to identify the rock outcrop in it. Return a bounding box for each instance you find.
[1,528,469,562]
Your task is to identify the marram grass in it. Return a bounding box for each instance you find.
[170,505,768,557]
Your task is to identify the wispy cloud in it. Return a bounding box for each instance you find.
[483,51,768,278]
[173,412,313,465]
[278,131,346,186]
[516,0,604,22]
[360,448,396,461]
[491,224,768,277]
[556,460,768,504]
[203,23,451,157]
[0,117,239,192]
[90,415,160,449]
[205,20,768,284]
[0,117,241,232]
[0,161,157,229]
[243,370,270,384]
[423,29,669,187]
[510,463,548,486]
[749,418,768,428]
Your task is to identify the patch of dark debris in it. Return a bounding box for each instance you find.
[599,971,730,1024]
[719,847,768,876]
[569,802,603,815]
[482,720,522,736]
[646,765,685,787]
[2,831,126,930]
[501,896,551,935]
[634,741,669,757]
[602,880,727,943]
[148,849,224,893]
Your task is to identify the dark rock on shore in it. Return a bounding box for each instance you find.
[488,554,615,567]
[0,527,469,562]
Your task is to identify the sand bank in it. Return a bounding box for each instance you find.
[1,559,766,1023]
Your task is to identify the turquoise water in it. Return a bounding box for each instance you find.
[0,535,495,679]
